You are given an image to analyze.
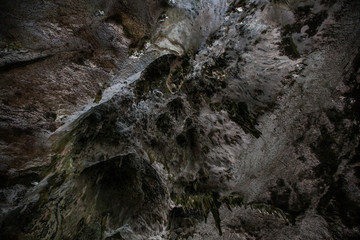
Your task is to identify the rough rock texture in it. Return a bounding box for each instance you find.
[0,0,359,239]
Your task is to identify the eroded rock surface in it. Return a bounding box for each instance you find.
[1,0,359,239]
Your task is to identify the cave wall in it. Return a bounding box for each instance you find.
[1,0,359,239]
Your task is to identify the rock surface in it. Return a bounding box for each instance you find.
[0,0,359,239]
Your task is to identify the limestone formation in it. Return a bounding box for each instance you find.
[1,0,359,239]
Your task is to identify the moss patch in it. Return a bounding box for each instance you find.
[175,193,290,236]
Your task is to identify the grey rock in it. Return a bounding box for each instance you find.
[0,0,359,239]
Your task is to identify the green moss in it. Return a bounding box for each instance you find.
[176,193,220,231]
[175,193,290,235]
[147,150,157,165]
[248,202,290,223]
[64,158,74,175]
[221,195,245,210]
[175,193,229,235]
